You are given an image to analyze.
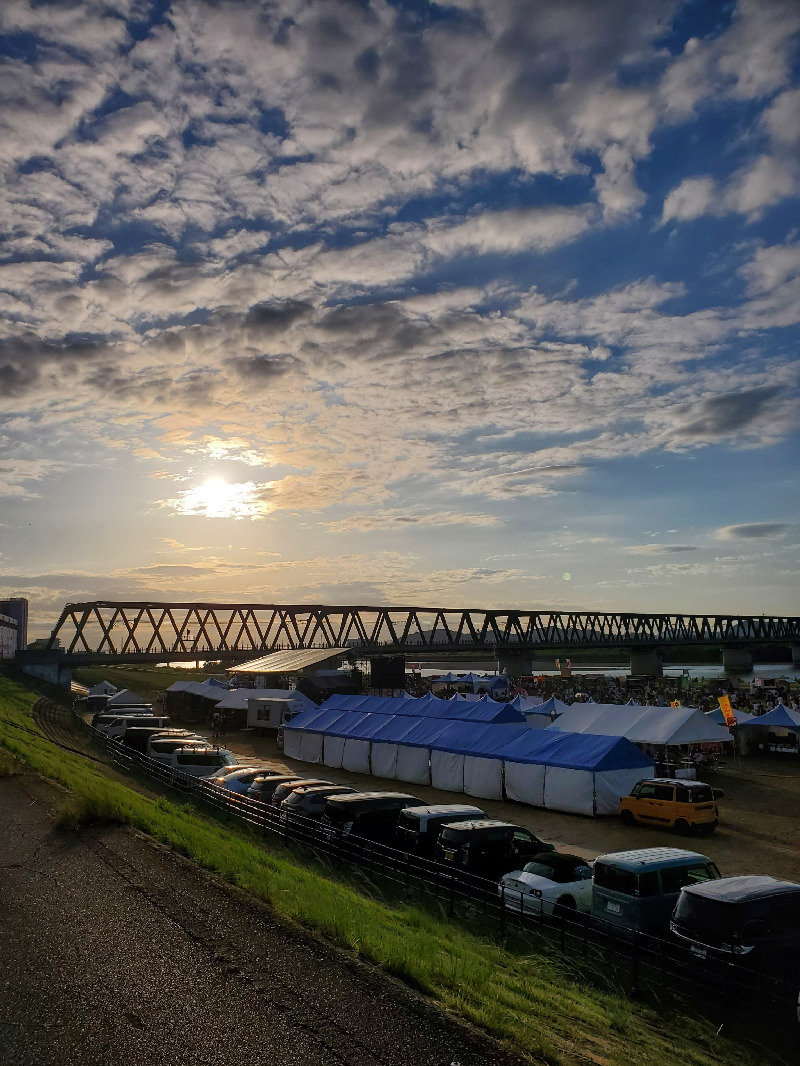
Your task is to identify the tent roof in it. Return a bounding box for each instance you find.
[319,692,524,723]
[285,709,652,771]
[704,707,755,725]
[106,688,147,705]
[738,705,800,731]
[547,704,731,746]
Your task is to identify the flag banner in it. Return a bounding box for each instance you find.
[718,694,736,727]
[670,699,681,707]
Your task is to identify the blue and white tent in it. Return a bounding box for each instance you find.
[738,705,800,732]
[283,707,653,815]
[320,692,525,724]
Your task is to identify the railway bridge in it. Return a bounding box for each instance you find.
[18,601,800,684]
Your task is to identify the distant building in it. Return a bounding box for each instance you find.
[0,598,28,651]
[0,613,17,659]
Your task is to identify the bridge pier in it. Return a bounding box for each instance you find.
[722,647,753,674]
[15,649,72,689]
[629,648,662,677]
[495,652,534,677]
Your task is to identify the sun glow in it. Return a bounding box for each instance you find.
[176,478,264,519]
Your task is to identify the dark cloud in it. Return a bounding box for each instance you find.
[719,523,789,539]
[243,301,312,336]
[675,386,783,438]
[230,353,295,380]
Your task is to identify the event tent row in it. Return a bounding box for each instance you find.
[283,707,653,816]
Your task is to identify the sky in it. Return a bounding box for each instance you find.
[0,0,798,639]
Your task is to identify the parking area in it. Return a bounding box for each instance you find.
[190,726,800,882]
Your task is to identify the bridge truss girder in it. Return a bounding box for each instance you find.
[45,601,800,664]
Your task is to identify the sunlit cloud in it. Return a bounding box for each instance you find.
[165,478,269,520]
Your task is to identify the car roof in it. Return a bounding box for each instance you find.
[324,792,422,805]
[681,875,800,902]
[401,804,486,819]
[645,778,712,788]
[596,847,713,868]
[440,820,519,833]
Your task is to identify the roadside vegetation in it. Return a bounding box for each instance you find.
[0,672,781,1066]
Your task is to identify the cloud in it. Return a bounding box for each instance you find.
[717,523,789,540]
[661,176,716,223]
[667,386,786,443]
[626,544,700,555]
[321,510,502,533]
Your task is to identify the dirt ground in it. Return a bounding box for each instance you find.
[197,725,800,883]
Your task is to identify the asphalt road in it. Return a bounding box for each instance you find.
[0,774,523,1066]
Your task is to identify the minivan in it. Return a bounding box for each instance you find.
[103,715,172,740]
[670,875,800,965]
[279,784,359,826]
[591,847,721,935]
[118,725,191,754]
[618,778,723,834]
[269,778,332,808]
[435,820,555,881]
[92,710,156,731]
[319,793,426,844]
[396,804,487,857]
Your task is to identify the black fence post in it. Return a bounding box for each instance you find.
[499,883,506,938]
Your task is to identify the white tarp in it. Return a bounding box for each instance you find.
[283,728,303,760]
[370,741,398,779]
[322,734,345,769]
[395,744,430,784]
[430,749,464,791]
[463,756,503,800]
[543,767,594,815]
[342,737,371,774]
[548,704,730,746]
[298,731,323,763]
[503,761,546,806]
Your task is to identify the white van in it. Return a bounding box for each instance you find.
[104,715,171,740]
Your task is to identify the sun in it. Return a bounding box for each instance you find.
[176,478,264,519]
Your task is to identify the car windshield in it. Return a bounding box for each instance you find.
[673,895,740,940]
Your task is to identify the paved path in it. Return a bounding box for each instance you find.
[0,774,523,1066]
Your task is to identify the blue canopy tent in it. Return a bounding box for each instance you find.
[284,707,653,814]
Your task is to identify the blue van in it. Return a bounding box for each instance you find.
[591,847,721,935]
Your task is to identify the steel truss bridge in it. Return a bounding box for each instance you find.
[44,601,800,666]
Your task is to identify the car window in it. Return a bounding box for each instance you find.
[652,785,674,801]
[513,830,533,844]
[637,784,658,798]
[660,863,719,894]
[523,862,554,878]
[594,864,637,896]
[675,786,692,803]
[637,872,660,897]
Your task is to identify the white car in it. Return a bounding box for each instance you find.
[499,852,594,917]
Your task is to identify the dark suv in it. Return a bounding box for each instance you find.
[435,820,555,882]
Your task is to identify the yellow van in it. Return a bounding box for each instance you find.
[618,778,723,835]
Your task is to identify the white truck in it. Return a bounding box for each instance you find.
[247,690,315,735]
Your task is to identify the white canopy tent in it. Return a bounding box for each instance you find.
[547,704,731,747]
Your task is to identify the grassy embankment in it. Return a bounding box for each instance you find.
[72,664,226,703]
[0,673,778,1066]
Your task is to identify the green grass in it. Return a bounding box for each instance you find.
[0,673,781,1066]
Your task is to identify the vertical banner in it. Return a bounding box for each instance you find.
[718,695,736,727]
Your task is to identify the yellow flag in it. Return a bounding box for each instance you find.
[718,694,735,726]
[670,699,681,707]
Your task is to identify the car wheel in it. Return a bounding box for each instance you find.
[620,809,635,826]
[675,819,693,836]
[554,896,577,918]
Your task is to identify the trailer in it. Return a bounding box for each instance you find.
[247,690,316,734]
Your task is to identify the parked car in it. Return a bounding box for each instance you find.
[279,784,359,826]
[246,774,307,803]
[269,778,332,808]
[435,820,555,882]
[168,747,238,782]
[208,767,287,794]
[145,733,206,757]
[396,804,487,857]
[118,725,193,754]
[319,792,426,845]
[670,874,800,963]
[618,778,724,834]
[499,852,594,917]
[148,738,220,765]
[591,847,721,936]
[93,711,159,733]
